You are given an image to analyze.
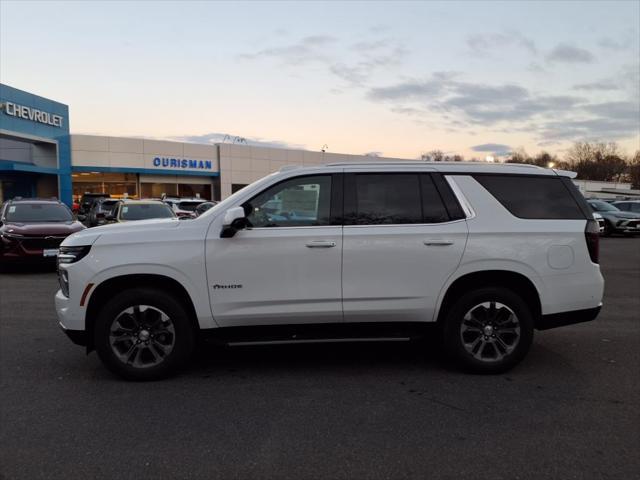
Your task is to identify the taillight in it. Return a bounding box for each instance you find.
[585,219,600,264]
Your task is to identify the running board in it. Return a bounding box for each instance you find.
[200,322,436,346]
[228,337,411,347]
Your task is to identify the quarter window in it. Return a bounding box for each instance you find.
[244,175,332,227]
[475,175,585,219]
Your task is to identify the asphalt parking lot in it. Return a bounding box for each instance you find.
[1,238,639,480]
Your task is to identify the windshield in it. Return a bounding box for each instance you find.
[177,201,204,212]
[589,201,619,212]
[5,203,73,222]
[119,204,175,221]
[98,200,119,212]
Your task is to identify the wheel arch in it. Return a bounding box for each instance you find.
[436,270,542,328]
[84,273,200,352]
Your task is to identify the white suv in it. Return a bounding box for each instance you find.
[56,162,604,380]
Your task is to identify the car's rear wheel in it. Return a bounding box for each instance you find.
[94,288,195,380]
[443,287,534,374]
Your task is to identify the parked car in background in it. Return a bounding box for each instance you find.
[56,162,604,380]
[105,200,176,223]
[162,196,207,218]
[612,200,640,214]
[587,199,640,236]
[0,198,85,265]
[79,193,110,216]
[194,201,218,217]
[86,198,120,227]
[593,212,605,233]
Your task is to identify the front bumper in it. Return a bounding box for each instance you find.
[55,288,86,332]
[537,305,602,330]
[614,219,640,233]
[58,322,88,346]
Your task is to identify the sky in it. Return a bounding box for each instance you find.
[1,0,639,160]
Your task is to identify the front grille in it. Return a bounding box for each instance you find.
[20,236,66,250]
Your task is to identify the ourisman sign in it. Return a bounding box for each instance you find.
[0,101,64,128]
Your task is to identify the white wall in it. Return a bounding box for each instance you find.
[218,144,408,198]
[71,135,219,174]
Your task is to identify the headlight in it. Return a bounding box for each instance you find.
[57,245,91,265]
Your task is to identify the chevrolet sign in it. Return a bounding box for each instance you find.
[0,101,64,128]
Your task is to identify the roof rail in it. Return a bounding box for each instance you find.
[324,160,546,169]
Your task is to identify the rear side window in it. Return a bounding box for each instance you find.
[344,173,454,225]
[420,175,450,223]
[350,174,422,224]
[474,175,586,219]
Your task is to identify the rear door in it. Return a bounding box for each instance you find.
[342,170,468,323]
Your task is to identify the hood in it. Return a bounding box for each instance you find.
[62,217,180,247]
[1,221,85,236]
[607,211,640,219]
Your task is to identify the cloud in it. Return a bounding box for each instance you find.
[584,101,640,122]
[367,70,638,144]
[330,40,408,86]
[598,36,632,51]
[368,72,455,100]
[573,80,620,91]
[545,43,595,63]
[466,31,537,56]
[240,33,408,87]
[171,132,304,150]
[369,73,584,124]
[471,143,512,155]
[238,35,336,65]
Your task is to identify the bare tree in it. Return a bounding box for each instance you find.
[421,150,445,162]
[629,151,640,189]
[565,142,628,182]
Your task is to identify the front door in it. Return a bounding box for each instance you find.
[206,174,343,327]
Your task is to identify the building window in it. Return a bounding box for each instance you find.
[140,183,178,199]
[178,183,211,200]
[232,184,248,194]
[72,172,138,201]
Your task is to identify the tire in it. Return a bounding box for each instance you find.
[603,221,613,237]
[443,287,534,374]
[94,288,196,380]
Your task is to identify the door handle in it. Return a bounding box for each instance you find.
[423,240,454,246]
[305,240,336,248]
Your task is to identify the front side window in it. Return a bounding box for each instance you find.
[244,175,332,227]
[4,203,73,222]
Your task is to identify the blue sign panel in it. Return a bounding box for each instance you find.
[0,84,72,205]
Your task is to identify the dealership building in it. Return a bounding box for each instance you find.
[1,84,407,206]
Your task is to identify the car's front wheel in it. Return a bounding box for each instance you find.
[94,288,195,380]
[443,287,534,374]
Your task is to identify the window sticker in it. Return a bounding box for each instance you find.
[8,206,16,213]
[122,206,128,213]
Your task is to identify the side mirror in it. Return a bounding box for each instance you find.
[77,214,87,222]
[220,206,248,238]
[105,214,116,222]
